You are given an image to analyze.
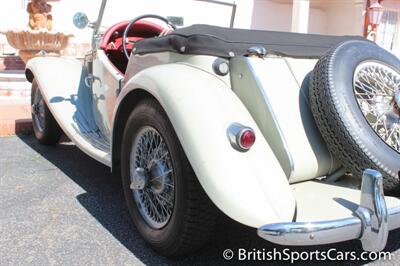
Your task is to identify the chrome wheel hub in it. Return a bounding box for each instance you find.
[353,61,400,153]
[395,91,400,113]
[130,167,147,190]
[130,126,174,229]
[148,161,169,194]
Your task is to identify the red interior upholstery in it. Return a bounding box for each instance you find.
[100,20,166,74]
[100,20,165,50]
[105,36,144,53]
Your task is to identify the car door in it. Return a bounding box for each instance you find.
[90,49,124,147]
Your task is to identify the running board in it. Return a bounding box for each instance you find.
[47,87,111,166]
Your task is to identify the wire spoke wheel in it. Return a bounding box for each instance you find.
[30,79,62,145]
[310,41,400,193]
[32,88,46,132]
[353,61,400,154]
[121,99,218,255]
[130,126,175,229]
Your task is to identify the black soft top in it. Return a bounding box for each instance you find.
[134,24,367,59]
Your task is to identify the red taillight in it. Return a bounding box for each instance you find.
[239,130,256,150]
[227,123,256,152]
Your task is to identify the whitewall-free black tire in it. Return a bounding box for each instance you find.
[121,99,218,257]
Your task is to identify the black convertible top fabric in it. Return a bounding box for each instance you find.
[133,24,367,59]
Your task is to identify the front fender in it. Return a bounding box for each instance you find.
[26,57,112,166]
[116,63,296,227]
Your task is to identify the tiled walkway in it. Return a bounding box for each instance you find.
[0,66,32,136]
[0,97,32,136]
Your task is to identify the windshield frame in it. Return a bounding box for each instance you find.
[92,0,108,50]
[93,0,237,37]
[195,0,236,28]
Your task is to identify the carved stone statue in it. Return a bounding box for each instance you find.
[27,0,53,31]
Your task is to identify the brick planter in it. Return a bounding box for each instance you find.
[0,55,26,71]
[0,99,32,136]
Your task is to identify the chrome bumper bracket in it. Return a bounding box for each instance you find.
[258,169,399,252]
[355,169,388,252]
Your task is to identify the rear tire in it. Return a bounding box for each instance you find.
[121,99,218,257]
[31,79,62,145]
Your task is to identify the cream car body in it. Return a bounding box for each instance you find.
[25,0,400,254]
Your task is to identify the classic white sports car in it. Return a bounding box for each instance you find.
[25,0,400,257]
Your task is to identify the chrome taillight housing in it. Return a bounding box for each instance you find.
[227,123,256,152]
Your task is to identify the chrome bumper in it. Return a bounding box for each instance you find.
[258,169,400,252]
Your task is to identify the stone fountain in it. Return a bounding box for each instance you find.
[0,0,73,63]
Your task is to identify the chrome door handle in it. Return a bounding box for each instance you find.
[85,74,95,87]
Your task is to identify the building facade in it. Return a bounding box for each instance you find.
[0,0,399,59]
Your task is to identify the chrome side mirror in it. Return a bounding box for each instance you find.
[73,12,90,29]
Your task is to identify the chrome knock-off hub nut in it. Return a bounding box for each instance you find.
[31,104,38,114]
[130,167,147,190]
[395,91,400,111]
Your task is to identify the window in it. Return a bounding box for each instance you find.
[21,0,28,9]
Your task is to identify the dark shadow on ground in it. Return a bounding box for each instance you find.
[18,134,400,265]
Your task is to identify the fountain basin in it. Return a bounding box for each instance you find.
[1,30,73,63]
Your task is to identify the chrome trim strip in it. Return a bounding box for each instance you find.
[257,169,400,252]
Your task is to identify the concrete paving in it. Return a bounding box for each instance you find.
[1,135,400,265]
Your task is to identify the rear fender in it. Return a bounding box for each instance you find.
[115,63,296,227]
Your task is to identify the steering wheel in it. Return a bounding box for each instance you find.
[123,14,177,60]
